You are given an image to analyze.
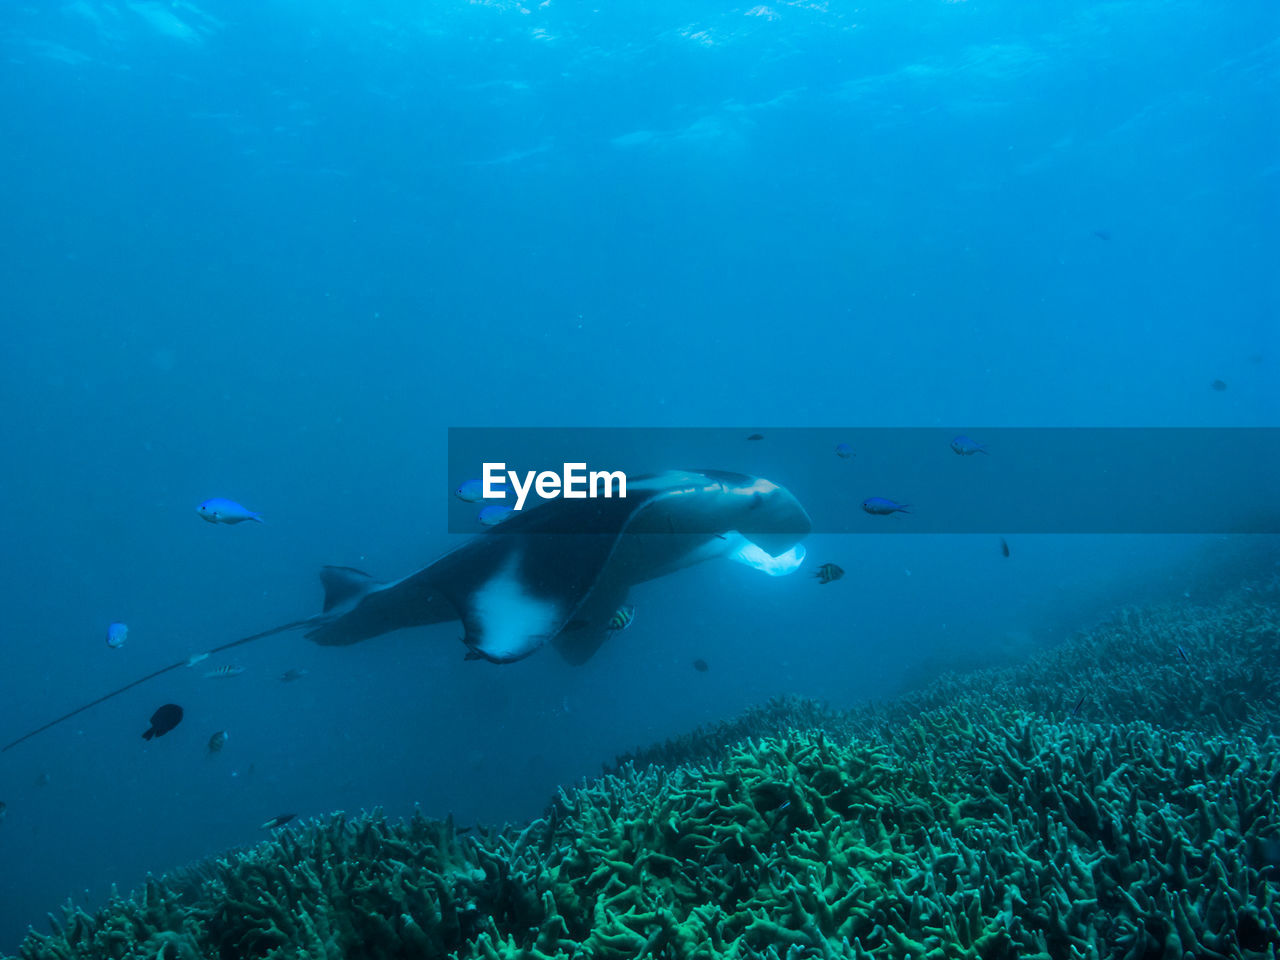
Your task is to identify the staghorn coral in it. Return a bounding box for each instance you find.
[859,578,1280,740]
[615,577,1280,774]
[609,694,854,775]
[9,578,1280,959]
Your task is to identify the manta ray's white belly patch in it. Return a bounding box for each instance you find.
[468,553,561,660]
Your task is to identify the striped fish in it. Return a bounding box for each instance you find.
[608,605,636,632]
[814,563,844,585]
[204,664,246,679]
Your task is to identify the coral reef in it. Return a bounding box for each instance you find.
[9,579,1280,959]
[616,577,1280,772]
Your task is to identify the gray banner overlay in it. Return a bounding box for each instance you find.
[447,428,1278,534]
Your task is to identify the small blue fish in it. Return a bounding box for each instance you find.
[455,479,485,503]
[950,436,988,456]
[105,622,128,649]
[862,497,910,515]
[478,505,515,526]
[197,499,263,525]
[1177,646,1190,665]
[608,605,636,631]
[204,664,245,679]
[835,443,854,459]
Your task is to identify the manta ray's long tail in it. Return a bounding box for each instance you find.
[1,618,314,754]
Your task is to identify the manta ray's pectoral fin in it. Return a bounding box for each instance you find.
[549,583,630,666]
[550,622,612,666]
[723,534,807,576]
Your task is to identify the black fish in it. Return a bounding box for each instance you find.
[815,563,844,584]
[1070,694,1085,718]
[260,813,297,830]
[746,433,764,441]
[142,704,183,741]
[1000,538,1010,558]
[693,659,709,672]
[1210,379,1227,392]
[1177,645,1190,665]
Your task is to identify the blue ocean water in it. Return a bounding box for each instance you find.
[0,0,1275,950]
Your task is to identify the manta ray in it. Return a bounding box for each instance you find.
[2,469,810,753]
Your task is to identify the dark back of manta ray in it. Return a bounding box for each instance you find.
[444,494,666,659]
[503,491,743,604]
[471,493,660,599]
